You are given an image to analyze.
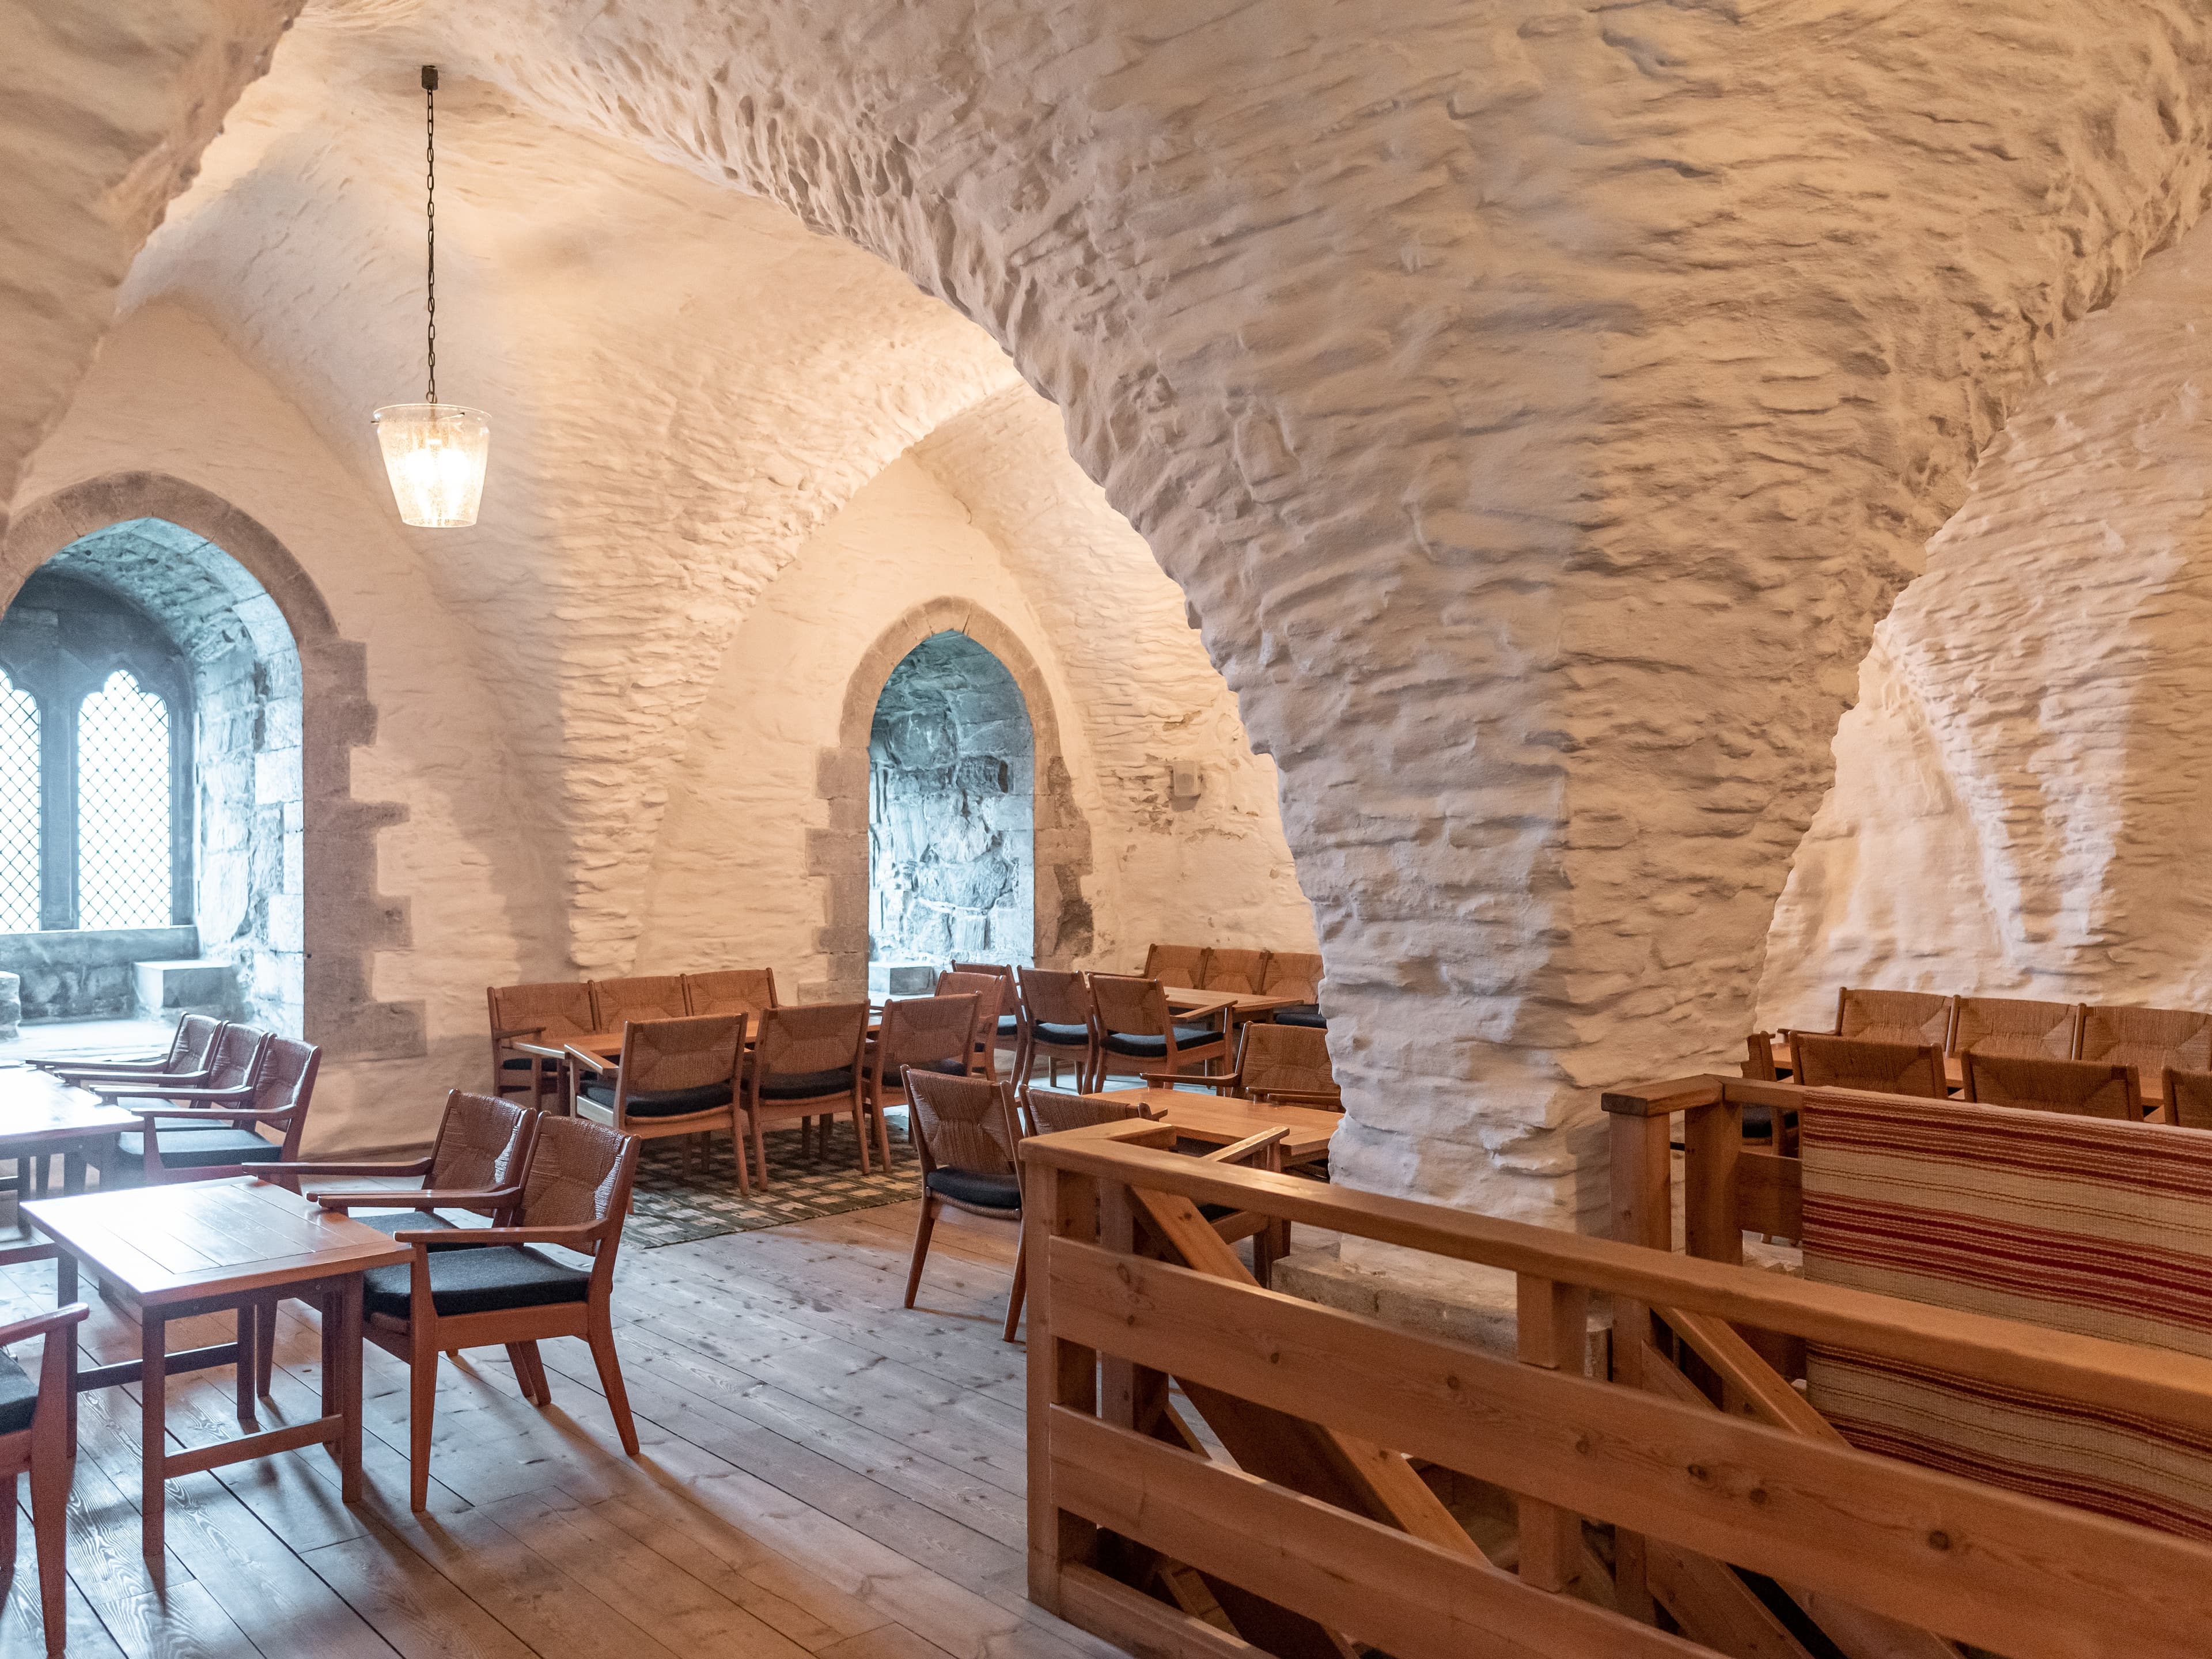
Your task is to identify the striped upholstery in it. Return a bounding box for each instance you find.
[1800,1088,2212,1540]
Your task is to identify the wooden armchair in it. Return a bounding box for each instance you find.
[0,1298,89,1653]
[739,1002,870,1183]
[937,969,1007,1081]
[1787,1033,1946,1098]
[1963,1053,2143,1120]
[570,1013,748,1187]
[39,1012,225,1084]
[682,968,778,1021]
[902,1071,1027,1342]
[1200,948,1268,994]
[1142,944,1208,988]
[1833,987,1955,1049]
[1012,967,1095,1093]
[1262,950,1325,1028]
[1085,974,1228,1093]
[863,994,980,1171]
[1150,1020,1339,1108]
[2080,1004,2212,1080]
[487,980,595,1108]
[589,975,688,1028]
[949,961,1018,1075]
[327,1114,643,1510]
[90,1024,274,1183]
[1952,994,2081,1060]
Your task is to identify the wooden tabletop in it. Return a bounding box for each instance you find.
[25,1177,410,1307]
[1163,988,1300,1018]
[0,1066,139,1149]
[1083,1086,1342,1162]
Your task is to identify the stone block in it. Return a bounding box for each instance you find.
[133,957,240,1021]
[0,972,18,1039]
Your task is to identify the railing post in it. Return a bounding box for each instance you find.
[1514,1273,1589,1593]
[1027,1156,1100,1613]
[1605,1092,1677,1623]
[1681,1099,1742,1268]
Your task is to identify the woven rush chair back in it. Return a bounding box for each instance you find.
[427,1090,539,1190]
[1200,948,1269,994]
[489,980,595,1043]
[1800,1089,2212,1538]
[1017,967,1089,1027]
[1789,1033,1946,1100]
[206,1024,272,1092]
[1835,987,1953,1051]
[937,971,1004,1022]
[521,1113,638,1231]
[619,1014,746,1097]
[2080,1004,2212,1078]
[683,968,778,1021]
[1262,951,1323,1001]
[1025,1087,1157,1135]
[1952,994,2081,1060]
[1237,1022,1339,1105]
[878,994,982,1079]
[590,975,688,1028]
[904,1071,1020,1181]
[753,1002,869,1082]
[1088,974,1173,1039]
[1963,1053,2141,1121]
[1142,944,1207,988]
[950,961,1015,986]
[2167,1069,2212,1132]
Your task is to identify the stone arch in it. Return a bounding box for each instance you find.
[0,471,423,1059]
[812,597,1092,1001]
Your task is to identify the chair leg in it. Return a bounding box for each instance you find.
[1002,1220,1028,1344]
[903,1196,939,1309]
[0,1469,15,1580]
[750,1109,769,1190]
[585,1312,641,1457]
[729,1122,751,1196]
[872,1097,893,1172]
[28,1433,64,1657]
[408,1327,438,1512]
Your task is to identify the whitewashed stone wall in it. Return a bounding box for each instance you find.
[6,0,2212,1225]
[1761,215,2212,1027]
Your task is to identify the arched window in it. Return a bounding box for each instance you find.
[77,670,173,930]
[0,671,40,932]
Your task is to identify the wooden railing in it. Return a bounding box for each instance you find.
[1023,1116,2212,1659]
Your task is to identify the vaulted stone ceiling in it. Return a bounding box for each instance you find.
[7,0,2212,1214]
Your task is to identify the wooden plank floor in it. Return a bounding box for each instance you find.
[0,1198,1130,1659]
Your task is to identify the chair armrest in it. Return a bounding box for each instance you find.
[0,1243,58,1270]
[491,1024,547,1043]
[507,1040,567,1060]
[562,1046,609,1074]
[1202,1126,1287,1168]
[1144,1070,1238,1093]
[0,1302,89,1351]
[397,1221,605,1248]
[313,1185,520,1212]
[130,1104,297,1123]
[106,1084,256,1106]
[49,1061,204,1083]
[1248,1088,1342,1108]
[263,1157,434,1179]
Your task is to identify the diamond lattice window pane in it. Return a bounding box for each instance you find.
[78,669,170,930]
[0,672,38,932]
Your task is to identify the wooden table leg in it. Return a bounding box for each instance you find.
[141,1306,166,1557]
[61,1149,84,1196]
[54,1252,76,1460]
[331,1275,365,1502]
[234,1301,257,1426]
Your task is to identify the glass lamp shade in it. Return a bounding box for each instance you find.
[371,402,491,527]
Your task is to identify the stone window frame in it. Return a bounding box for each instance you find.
[810,598,1094,1001]
[0,572,196,933]
[0,472,426,1060]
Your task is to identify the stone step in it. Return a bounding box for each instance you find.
[132,957,240,1022]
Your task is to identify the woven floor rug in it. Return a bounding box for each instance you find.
[625,1115,919,1248]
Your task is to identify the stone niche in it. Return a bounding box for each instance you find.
[868,631,1035,986]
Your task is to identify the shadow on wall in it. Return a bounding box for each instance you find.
[868,630,1034,991]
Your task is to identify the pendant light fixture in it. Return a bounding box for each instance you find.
[372,66,491,528]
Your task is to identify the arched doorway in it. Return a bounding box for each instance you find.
[866,630,1035,994]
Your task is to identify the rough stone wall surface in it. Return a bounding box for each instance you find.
[7,0,2212,1222]
[869,631,1035,975]
[1760,215,2212,1028]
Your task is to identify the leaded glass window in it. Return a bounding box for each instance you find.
[77,669,171,930]
[0,672,38,931]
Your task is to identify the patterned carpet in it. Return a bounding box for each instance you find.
[625,1113,920,1248]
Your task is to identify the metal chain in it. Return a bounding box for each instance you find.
[423,67,437,403]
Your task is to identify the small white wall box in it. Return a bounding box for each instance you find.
[1171,761,1202,800]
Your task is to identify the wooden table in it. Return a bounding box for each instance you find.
[0,1066,139,1194]
[23,1177,409,1555]
[1163,988,1300,1022]
[1081,1086,1342,1165]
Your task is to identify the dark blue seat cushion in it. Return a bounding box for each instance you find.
[115,1127,279,1168]
[0,1350,35,1436]
[1032,1022,1090,1047]
[756,1067,855,1101]
[871,1058,965,1087]
[925,1167,1021,1211]
[362,1244,591,1320]
[1274,1004,1327,1029]
[580,1080,732,1119]
[351,1210,476,1250]
[1101,1026,1221,1059]
[995,1015,1020,1039]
